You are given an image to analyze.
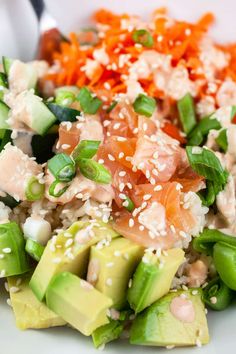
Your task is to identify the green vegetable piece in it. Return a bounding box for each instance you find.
[0,100,10,130]
[48,180,69,198]
[123,196,135,212]
[213,242,236,290]
[92,319,124,348]
[48,153,76,182]
[47,102,80,122]
[203,277,234,311]
[186,146,228,186]
[0,193,19,208]
[127,249,184,313]
[188,117,221,146]
[197,180,221,207]
[46,272,112,336]
[25,176,45,201]
[133,94,156,117]
[0,222,30,277]
[132,29,154,48]
[78,158,112,184]
[193,228,236,255]
[0,129,12,152]
[106,101,117,113]
[0,72,8,100]
[2,56,14,75]
[130,289,209,347]
[71,140,101,163]
[216,129,228,152]
[77,87,102,114]
[177,93,196,135]
[25,239,45,262]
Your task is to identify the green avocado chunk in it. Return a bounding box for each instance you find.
[8,274,66,330]
[92,319,124,349]
[46,272,113,336]
[30,220,119,301]
[0,222,30,278]
[130,289,209,347]
[127,248,184,313]
[87,237,143,309]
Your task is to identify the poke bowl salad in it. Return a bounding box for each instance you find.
[1,7,236,350]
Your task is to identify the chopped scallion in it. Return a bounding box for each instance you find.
[177,93,196,135]
[25,238,45,262]
[49,180,69,198]
[25,176,45,201]
[132,29,154,48]
[187,116,221,146]
[123,196,135,212]
[48,153,76,182]
[72,140,101,163]
[77,87,102,114]
[55,91,76,107]
[133,94,156,117]
[78,158,111,184]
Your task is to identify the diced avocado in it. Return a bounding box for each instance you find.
[88,237,143,309]
[0,222,30,277]
[92,319,124,348]
[127,248,185,313]
[8,274,66,330]
[30,221,119,301]
[46,272,112,336]
[0,100,10,130]
[130,289,209,347]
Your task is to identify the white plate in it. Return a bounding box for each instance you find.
[1,1,236,353]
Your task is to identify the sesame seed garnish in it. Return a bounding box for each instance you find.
[143,194,152,201]
[106,278,113,286]
[150,177,156,185]
[176,183,183,191]
[129,218,134,227]
[118,152,125,159]
[154,185,162,191]
[185,28,191,36]
[127,182,132,189]
[106,262,114,267]
[2,248,11,254]
[113,123,121,130]
[117,136,127,142]
[98,159,104,164]
[119,171,126,177]
[210,296,217,304]
[114,250,121,257]
[61,144,71,150]
[4,282,9,292]
[52,257,62,264]
[104,82,111,90]
[196,339,202,348]
[139,225,145,231]
[123,253,129,260]
[108,154,115,161]
[103,120,111,127]
[128,279,133,288]
[119,183,125,192]
[119,193,126,200]
[179,230,187,238]
[10,286,20,293]
[0,254,5,259]
[192,290,198,295]
[170,225,176,233]
[6,298,12,307]
[166,345,175,350]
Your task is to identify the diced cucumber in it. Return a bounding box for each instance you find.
[0,100,10,129]
[47,102,80,122]
[22,91,57,135]
[2,56,14,75]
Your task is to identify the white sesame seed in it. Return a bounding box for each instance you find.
[118,152,125,159]
[154,185,162,191]
[103,120,111,127]
[185,28,191,36]
[52,257,62,264]
[119,193,126,200]
[143,194,152,201]
[179,231,187,238]
[176,183,183,191]
[128,279,133,288]
[123,253,129,260]
[126,182,132,189]
[129,218,134,228]
[108,154,115,161]
[114,250,121,257]
[2,248,11,254]
[6,298,12,307]
[61,144,71,150]
[10,286,20,293]
[170,225,176,233]
[113,123,121,130]
[117,136,127,142]
[98,159,104,164]
[104,82,111,90]
[106,278,113,286]
[0,254,5,259]
[210,296,217,304]
[139,225,145,231]
[119,183,125,192]
[196,339,202,347]
[65,238,73,248]
[192,290,198,295]
[106,262,114,268]
[119,171,126,177]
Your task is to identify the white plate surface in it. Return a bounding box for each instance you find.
[1,0,236,353]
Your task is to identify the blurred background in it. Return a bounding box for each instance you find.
[0,0,235,60]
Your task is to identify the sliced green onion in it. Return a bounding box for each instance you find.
[203,277,234,311]
[106,101,117,113]
[216,129,228,152]
[133,94,156,117]
[186,146,228,186]
[78,158,111,184]
[132,29,154,48]
[77,87,102,114]
[193,228,236,255]
[25,176,45,201]
[188,116,221,146]
[48,153,76,182]
[213,242,236,290]
[72,140,101,163]
[55,91,76,107]
[177,93,196,135]
[25,238,45,262]
[123,196,135,212]
[49,180,69,197]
